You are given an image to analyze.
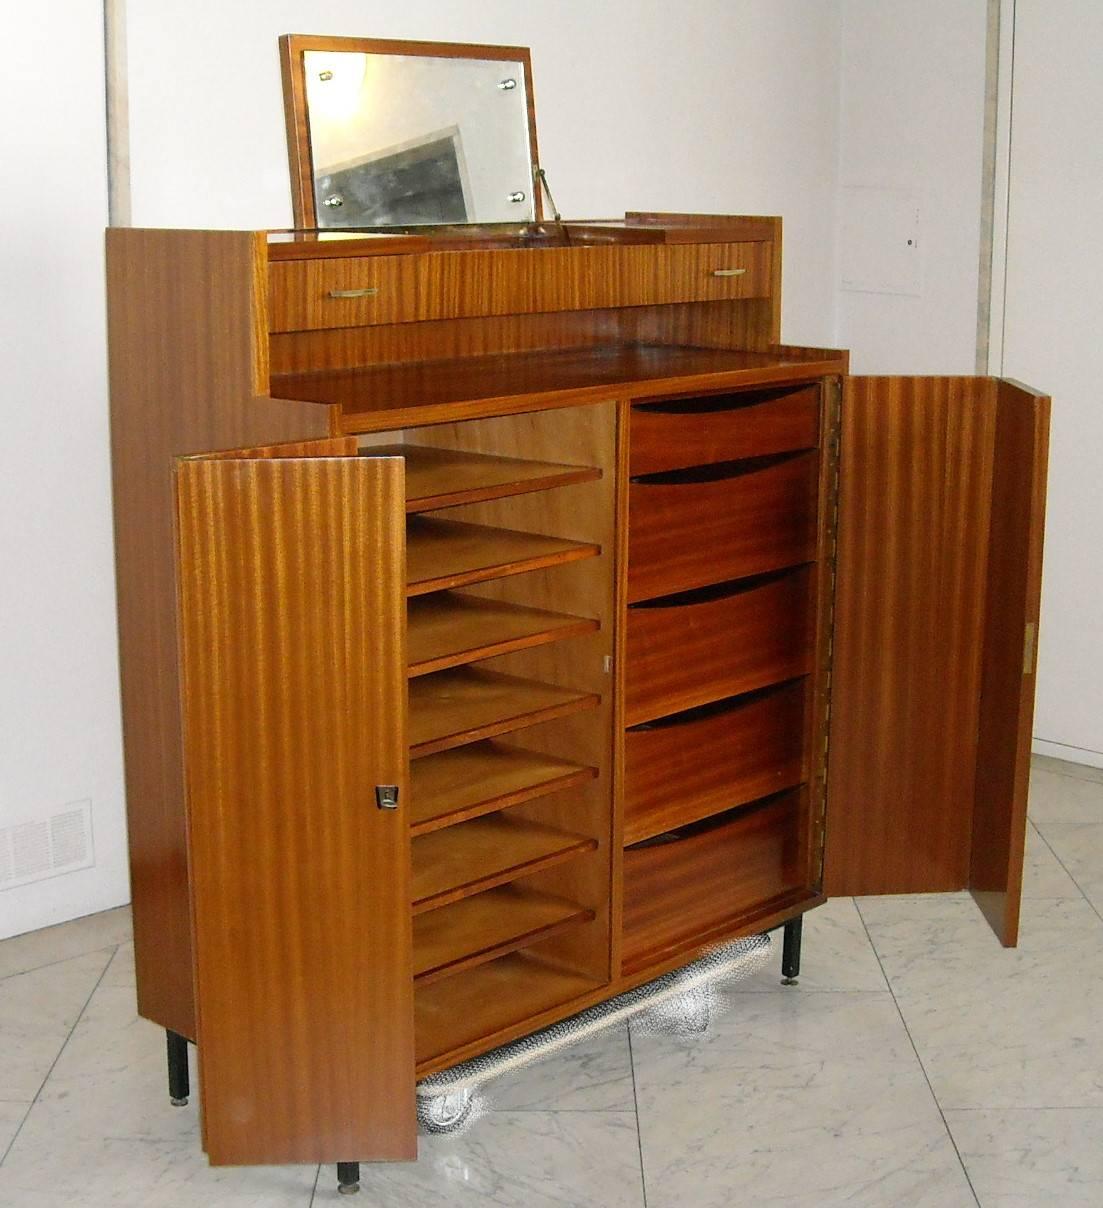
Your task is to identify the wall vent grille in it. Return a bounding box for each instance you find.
[0,800,94,891]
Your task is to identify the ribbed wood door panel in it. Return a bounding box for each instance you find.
[175,452,415,1164]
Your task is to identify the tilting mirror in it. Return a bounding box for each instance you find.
[280,35,541,229]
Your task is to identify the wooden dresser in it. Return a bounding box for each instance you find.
[106,213,1049,1175]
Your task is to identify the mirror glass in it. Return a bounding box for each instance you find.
[300,48,536,228]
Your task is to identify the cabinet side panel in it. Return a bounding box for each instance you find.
[825,377,996,895]
[106,229,332,1038]
[971,382,1050,945]
[175,456,415,1164]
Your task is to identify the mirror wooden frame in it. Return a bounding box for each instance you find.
[279,33,543,230]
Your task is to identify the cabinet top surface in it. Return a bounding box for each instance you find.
[266,215,781,260]
[274,343,847,433]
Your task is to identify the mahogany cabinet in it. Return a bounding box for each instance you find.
[106,214,1049,1172]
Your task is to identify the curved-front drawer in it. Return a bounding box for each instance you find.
[627,451,818,603]
[630,383,821,477]
[267,241,772,333]
[625,567,813,725]
[624,680,807,845]
[621,790,804,972]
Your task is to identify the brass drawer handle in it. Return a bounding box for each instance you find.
[327,287,379,300]
[711,268,747,278]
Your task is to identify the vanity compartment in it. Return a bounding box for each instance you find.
[267,240,772,333]
[627,451,819,603]
[624,680,807,845]
[621,790,805,972]
[625,566,813,726]
[629,383,821,477]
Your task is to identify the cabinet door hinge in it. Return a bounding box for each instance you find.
[1023,621,1037,676]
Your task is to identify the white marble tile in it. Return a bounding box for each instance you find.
[0,1100,29,1155]
[735,897,887,992]
[1036,823,1103,913]
[947,1107,1103,1206]
[358,1111,644,1207]
[101,940,136,988]
[1028,766,1103,828]
[0,950,112,1101]
[31,984,197,1142]
[1022,823,1083,899]
[0,906,131,981]
[631,991,973,1208]
[860,895,1103,1110]
[0,1122,317,1208]
[1032,754,1103,785]
[485,1023,635,1112]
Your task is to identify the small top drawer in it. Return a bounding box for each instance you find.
[630,383,821,477]
[267,241,773,333]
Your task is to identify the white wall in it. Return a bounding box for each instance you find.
[999,1,1103,765]
[123,0,842,345]
[0,7,130,937]
[835,0,989,372]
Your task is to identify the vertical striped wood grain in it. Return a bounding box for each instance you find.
[971,381,1050,945]
[175,453,415,1164]
[825,378,997,895]
[106,229,334,1041]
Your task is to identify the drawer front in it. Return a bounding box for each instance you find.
[630,383,821,477]
[268,241,772,333]
[626,566,813,725]
[622,791,804,972]
[624,680,807,845]
[627,452,819,603]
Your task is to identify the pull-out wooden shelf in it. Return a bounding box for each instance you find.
[366,444,601,512]
[409,742,598,837]
[413,886,595,986]
[411,814,597,913]
[415,949,604,1070]
[407,517,600,595]
[408,667,600,758]
[407,593,598,677]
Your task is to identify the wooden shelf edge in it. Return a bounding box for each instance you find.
[620,885,821,979]
[408,599,599,678]
[407,542,599,597]
[414,889,824,1078]
[411,760,599,838]
[414,895,596,986]
[409,692,600,759]
[407,467,601,512]
[623,772,808,848]
[412,834,597,915]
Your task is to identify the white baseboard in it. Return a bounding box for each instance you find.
[1032,738,1103,770]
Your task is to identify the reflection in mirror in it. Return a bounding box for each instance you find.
[287,40,538,229]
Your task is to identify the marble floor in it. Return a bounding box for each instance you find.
[1,755,1100,1207]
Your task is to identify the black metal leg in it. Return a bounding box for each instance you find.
[781,915,803,985]
[166,1030,190,1106]
[337,1162,361,1196]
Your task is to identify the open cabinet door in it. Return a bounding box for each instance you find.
[174,439,417,1164]
[824,378,1049,946]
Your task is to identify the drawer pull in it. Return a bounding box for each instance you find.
[327,287,380,300]
[711,268,747,278]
